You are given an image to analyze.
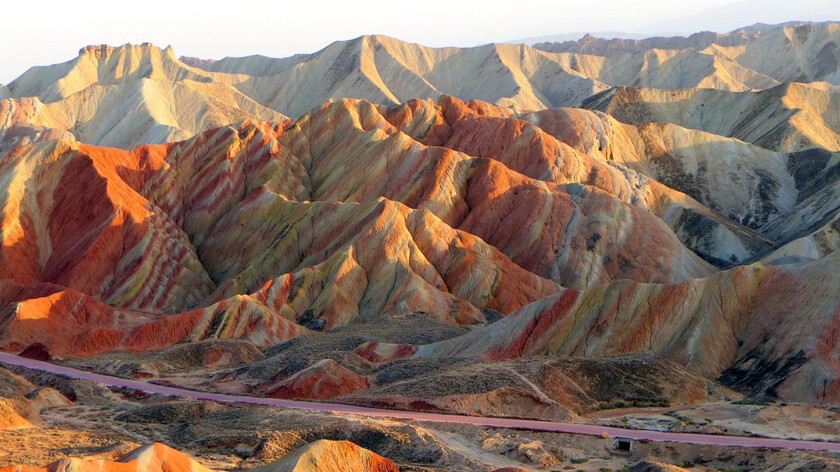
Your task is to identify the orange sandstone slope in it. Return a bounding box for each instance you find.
[0,443,214,472]
[0,95,742,357]
[254,439,400,472]
[0,95,838,402]
[0,441,400,472]
[384,97,773,266]
[402,251,840,403]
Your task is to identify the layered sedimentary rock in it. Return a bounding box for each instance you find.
[105,314,719,416]
[0,93,839,406]
[255,440,400,472]
[259,359,370,400]
[2,25,840,408]
[4,40,607,149]
[0,439,400,472]
[385,97,773,265]
[581,82,840,153]
[517,107,840,266]
[537,22,840,85]
[5,23,836,151]
[6,94,776,357]
[521,107,797,227]
[384,250,840,402]
[542,47,780,92]
[180,35,608,116]
[337,353,723,419]
[2,45,285,148]
[0,443,213,472]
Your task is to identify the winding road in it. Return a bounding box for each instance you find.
[2,352,839,453]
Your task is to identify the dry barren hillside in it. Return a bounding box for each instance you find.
[0,93,839,403]
[5,24,837,150]
[1,21,840,472]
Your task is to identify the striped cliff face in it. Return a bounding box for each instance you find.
[363,252,840,403]
[0,94,838,405]
[0,96,728,357]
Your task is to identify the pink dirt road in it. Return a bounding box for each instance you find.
[1,352,838,452]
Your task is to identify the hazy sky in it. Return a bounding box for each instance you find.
[1,0,838,84]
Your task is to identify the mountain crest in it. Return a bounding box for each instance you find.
[77,42,176,60]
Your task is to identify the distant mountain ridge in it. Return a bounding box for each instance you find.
[533,21,812,54]
[536,22,840,85]
[1,22,837,150]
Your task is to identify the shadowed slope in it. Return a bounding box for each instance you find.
[398,251,840,403]
[2,45,286,148]
[537,22,840,86]
[0,94,762,357]
[582,82,840,152]
[385,96,774,265]
[0,95,836,405]
[1,95,821,358]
